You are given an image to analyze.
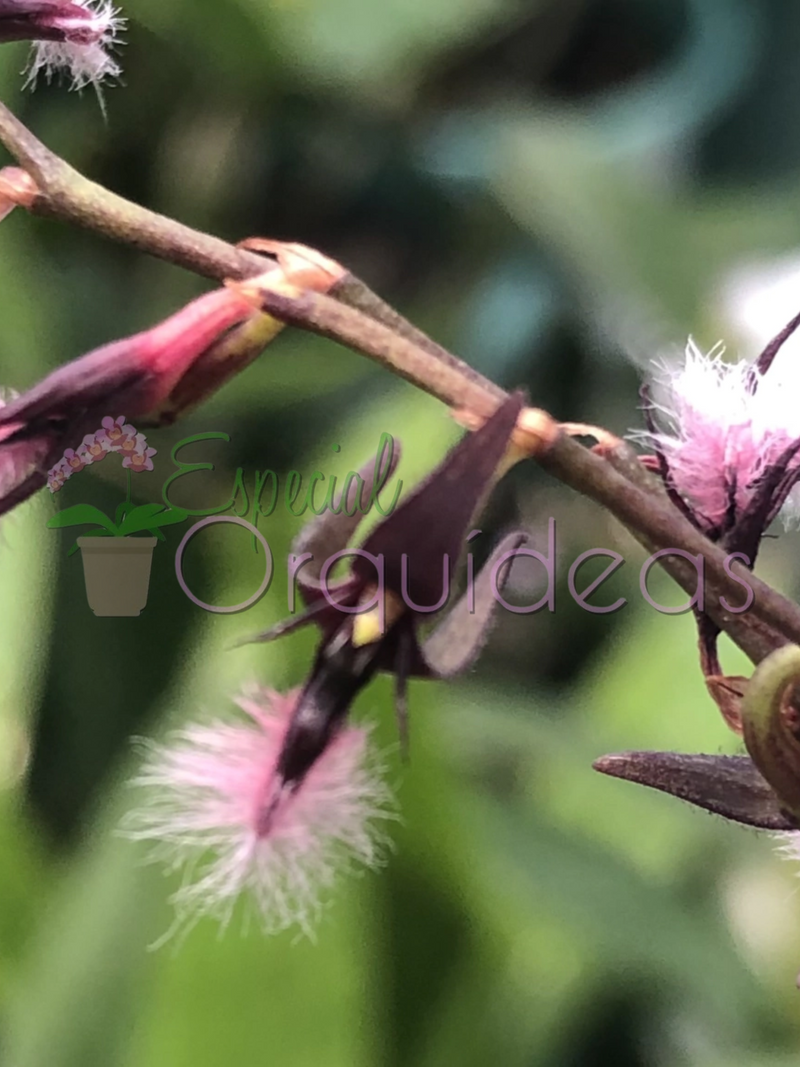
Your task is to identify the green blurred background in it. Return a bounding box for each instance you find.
[4,0,800,1063]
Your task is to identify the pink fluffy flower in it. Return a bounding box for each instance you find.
[638,325,800,724]
[639,339,800,535]
[123,688,394,937]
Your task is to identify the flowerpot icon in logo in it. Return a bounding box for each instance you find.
[46,417,187,617]
[77,536,158,617]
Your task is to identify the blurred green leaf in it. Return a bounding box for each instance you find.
[238,0,527,101]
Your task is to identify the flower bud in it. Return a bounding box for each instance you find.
[0,286,258,516]
[0,167,38,225]
[740,644,800,823]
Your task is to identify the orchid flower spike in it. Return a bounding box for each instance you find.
[239,391,529,790]
[0,0,125,91]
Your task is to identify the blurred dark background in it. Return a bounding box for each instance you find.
[2,0,800,1064]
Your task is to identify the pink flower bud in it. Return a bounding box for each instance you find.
[0,286,258,517]
[0,168,38,225]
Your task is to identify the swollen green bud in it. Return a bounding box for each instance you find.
[740,643,800,823]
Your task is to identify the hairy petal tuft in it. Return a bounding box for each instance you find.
[638,340,800,531]
[122,688,396,939]
[24,0,125,92]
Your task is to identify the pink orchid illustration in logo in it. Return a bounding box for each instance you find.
[48,420,158,490]
[47,418,162,492]
[116,433,142,458]
[46,416,186,617]
[47,460,68,492]
[122,436,156,473]
[77,432,112,465]
[98,415,136,450]
[62,447,86,475]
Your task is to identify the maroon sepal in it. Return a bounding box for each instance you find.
[594,750,798,830]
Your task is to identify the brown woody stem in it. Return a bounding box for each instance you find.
[250,284,506,415]
[0,100,268,280]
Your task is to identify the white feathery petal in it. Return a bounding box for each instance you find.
[24,0,125,94]
[121,692,397,942]
[637,338,800,530]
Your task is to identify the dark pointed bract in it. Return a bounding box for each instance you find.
[593,750,798,831]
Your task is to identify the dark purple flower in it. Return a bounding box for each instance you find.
[239,392,529,795]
